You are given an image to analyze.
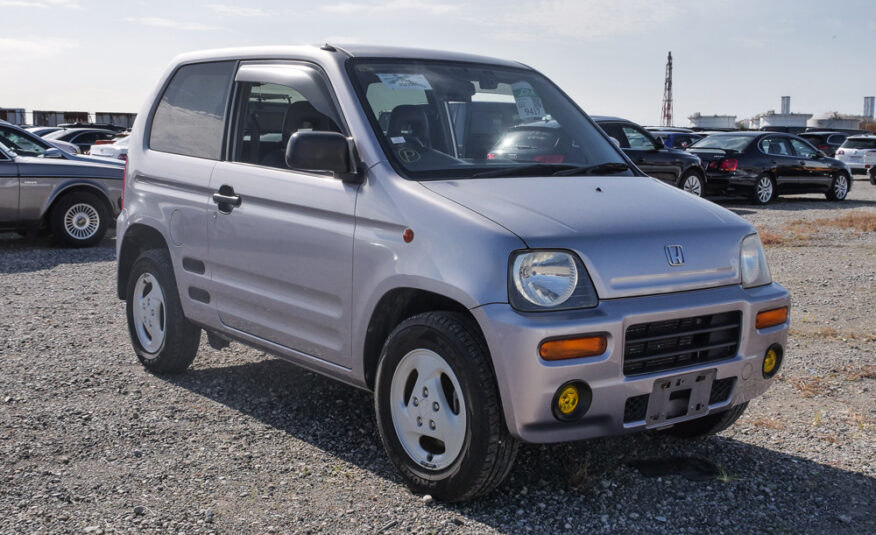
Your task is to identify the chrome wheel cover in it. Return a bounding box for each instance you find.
[834,175,848,199]
[390,348,467,470]
[133,272,166,354]
[756,176,773,203]
[683,175,703,196]
[63,203,100,240]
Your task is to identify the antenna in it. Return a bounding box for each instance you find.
[661,52,673,127]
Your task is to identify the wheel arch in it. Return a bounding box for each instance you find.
[361,287,486,391]
[117,222,171,299]
[42,181,116,223]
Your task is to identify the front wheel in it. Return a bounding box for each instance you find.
[50,191,109,247]
[679,171,705,197]
[825,173,849,201]
[125,248,200,374]
[374,312,518,502]
[751,174,776,205]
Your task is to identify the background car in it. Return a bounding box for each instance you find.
[26,126,63,137]
[798,131,848,157]
[0,135,123,246]
[486,120,573,163]
[0,121,121,165]
[89,135,129,161]
[834,135,876,176]
[43,128,118,153]
[593,116,707,196]
[687,132,851,204]
[649,130,704,149]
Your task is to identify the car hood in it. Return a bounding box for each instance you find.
[421,176,753,299]
[14,156,124,179]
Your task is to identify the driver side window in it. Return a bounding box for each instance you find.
[621,126,656,150]
[789,138,817,159]
[0,128,47,157]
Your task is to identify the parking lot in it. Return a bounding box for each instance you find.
[1,181,874,534]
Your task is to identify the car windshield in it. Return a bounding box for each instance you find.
[347,59,628,179]
[689,135,752,152]
[841,138,876,150]
[0,128,49,157]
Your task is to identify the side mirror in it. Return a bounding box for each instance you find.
[609,136,621,147]
[653,137,665,150]
[285,131,361,183]
[44,147,63,158]
[814,151,825,159]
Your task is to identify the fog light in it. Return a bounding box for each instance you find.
[763,344,783,378]
[552,381,591,421]
[756,307,788,329]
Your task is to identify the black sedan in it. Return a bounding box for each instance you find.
[592,116,707,196]
[687,132,851,204]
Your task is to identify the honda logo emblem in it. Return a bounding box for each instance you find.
[665,245,685,266]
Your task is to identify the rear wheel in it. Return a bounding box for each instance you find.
[50,191,108,247]
[751,174,776,205]
[825,172,849,201]
[125,248,200,374]
[869,169,875,185]
[679,170,705,197]
[666,402,749,438]
[374,312,518,502]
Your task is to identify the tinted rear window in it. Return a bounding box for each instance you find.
[841,138,876,150]
[496,128,559,150]
[149,61,235,159]
[690,135,753,151]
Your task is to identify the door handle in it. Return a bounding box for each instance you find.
[212,185,241,214]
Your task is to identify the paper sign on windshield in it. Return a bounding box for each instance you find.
[511,82,546,120]
[377,73,433,91]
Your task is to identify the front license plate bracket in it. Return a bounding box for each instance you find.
[645,369,716,428]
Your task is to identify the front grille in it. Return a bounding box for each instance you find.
[709,377,735,404]
[623,394,649,423]
[624,311,741,375]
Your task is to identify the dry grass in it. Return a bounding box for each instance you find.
[789,326,876,343]
[842,364,876,382]
[789,376,830,398]
[757,211,876,246]
[751,417,785,430]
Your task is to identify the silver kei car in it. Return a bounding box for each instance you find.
[117,45,791,501]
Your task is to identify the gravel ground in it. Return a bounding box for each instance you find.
[1,179,874,535]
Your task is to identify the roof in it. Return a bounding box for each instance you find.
[590,115,628,122]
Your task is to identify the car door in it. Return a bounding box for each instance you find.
[789,137,832,188]
[207,61,358,368]
[758,136,802,188]
[617,123,679,183]
[0,147,19,223]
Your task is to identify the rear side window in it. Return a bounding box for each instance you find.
[149,61,235,159]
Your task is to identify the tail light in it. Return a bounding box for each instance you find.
[533,154,565,164]
[719,158,738,172]
[121,159,127,209]
[816,144,828,150]
[94,139,114,145]
[117,153,127,161]
[837,149,844,155]
[486,153,497,159]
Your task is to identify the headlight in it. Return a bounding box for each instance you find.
[740,234,771,288]
[509,250,598,311]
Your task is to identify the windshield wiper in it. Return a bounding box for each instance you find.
[552,162,630,176]
[471,163,581,178]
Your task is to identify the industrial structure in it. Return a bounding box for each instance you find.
[661,52,673,127]
[0,108,136,128]
[688,113,736,130]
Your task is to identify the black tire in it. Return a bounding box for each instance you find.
[751,174,776,205]
[125,248,200,374]
[825,172,850,201]
[50,190,109,247]
[678,170,705,197]
[869,170,875,186]
[374,311,518,502]
[666,402,749,438]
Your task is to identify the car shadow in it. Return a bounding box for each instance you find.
[168,357,876,534]
[0,231,115,274]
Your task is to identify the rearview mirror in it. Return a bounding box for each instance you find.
[285,131,361,183]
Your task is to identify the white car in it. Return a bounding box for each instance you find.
[835,135,876,176]
[89,136,129,161]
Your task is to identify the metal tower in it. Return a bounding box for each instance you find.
[661,52,673,127]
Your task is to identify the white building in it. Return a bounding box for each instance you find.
[688,113,736,130]
[745,110,812,130]
[807,112,862,131]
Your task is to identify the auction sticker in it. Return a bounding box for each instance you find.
[377,73,433,90]
[511,82,545,120]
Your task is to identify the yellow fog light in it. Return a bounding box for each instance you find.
[762,344,783,379]
[552,381,592,421]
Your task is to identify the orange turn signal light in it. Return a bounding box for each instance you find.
[756,307,788,329]
[539,335,607,361]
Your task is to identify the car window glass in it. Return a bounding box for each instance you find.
[789,138,817,159]
[621,126,656,150]
[0,128,47,157]
[231,81,341,170]
[842,138,876,150]
[150,61,235,160]
[600,123,628,148]
[73,132,100,144]
[760,137,792,156]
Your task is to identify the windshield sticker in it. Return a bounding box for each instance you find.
[377,73,433,91]
[397,147,421,163]
[511,82,546,120]
[391,136,406,144]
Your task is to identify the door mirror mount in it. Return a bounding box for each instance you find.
[44,147,63,159]
[285,131,363,184]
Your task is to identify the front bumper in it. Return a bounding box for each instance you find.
[472,282,790,443]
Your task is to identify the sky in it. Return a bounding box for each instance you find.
[1,0,874,127]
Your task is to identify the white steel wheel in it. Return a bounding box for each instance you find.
[755,175,774,204]
[132,272,167,354]
[390,348,467,470]
[63,203,100,240]
[682,173,703,196]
